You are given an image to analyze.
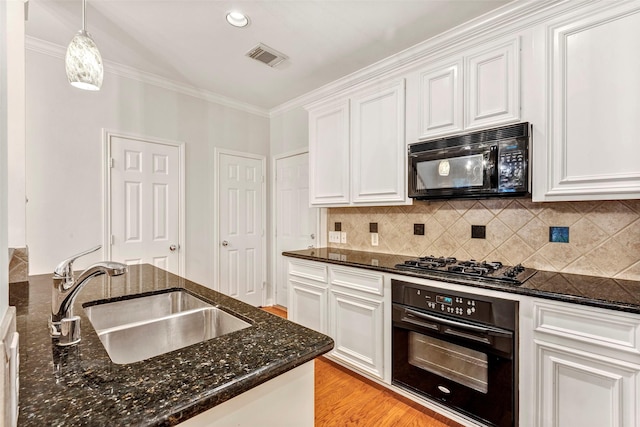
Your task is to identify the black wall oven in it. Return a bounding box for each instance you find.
[392,279,518,427]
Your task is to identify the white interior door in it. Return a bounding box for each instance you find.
[108,134,183,274]
[217,150,265,307]
[275,152,318,307]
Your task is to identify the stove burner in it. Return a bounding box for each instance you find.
[419,256,457,266]
[394,256,536,285]
[447,265,490,276]
[457,260,503,271]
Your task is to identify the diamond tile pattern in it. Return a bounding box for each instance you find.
[327,199,640,280]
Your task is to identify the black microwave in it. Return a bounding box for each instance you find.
[408,123,530,200]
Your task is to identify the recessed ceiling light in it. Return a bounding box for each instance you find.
[226,11,249,28]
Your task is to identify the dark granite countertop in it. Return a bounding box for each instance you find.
[283,248,640,315]
[11,264,333,426]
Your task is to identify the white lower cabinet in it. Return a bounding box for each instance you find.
[287,259,329,334]
[287,259,386,380]
[329,287,384,379]
[289,279,328,334]
[537,342,639,427]
[531,300,640,427]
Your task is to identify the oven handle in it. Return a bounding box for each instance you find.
[404,308,512,338]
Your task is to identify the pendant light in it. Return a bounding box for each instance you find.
[65,0,103,91]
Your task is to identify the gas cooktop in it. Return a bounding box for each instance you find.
[394,256,537,285]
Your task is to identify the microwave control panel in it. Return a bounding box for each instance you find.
[498,140,527,192]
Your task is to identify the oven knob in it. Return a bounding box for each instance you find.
[467,308,472,315]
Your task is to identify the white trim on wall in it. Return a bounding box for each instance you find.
[102,129,186,276]
[269,0,587,116]
[26,37,269,119]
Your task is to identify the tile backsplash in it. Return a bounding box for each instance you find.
[327,199,640,280]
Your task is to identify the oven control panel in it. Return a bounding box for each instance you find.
[392,279,518,329]
[404,287,492,323]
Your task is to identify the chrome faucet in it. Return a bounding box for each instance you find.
[49,245,128,346]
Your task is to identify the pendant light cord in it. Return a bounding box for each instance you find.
[82,0,87,32]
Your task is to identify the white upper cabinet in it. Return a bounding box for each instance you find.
[417,59,464,138]
[350,80,406,204]
[408,37,520,141]
[534,1,640,201]
[465,39,520,130]
[307,79,408,207]
[308,99,350,205]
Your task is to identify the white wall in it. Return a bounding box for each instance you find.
[7,0,25,249]
[25,50,270,286]
[269,106,309,156]
[267,106,309,303]
[0,0,10,317]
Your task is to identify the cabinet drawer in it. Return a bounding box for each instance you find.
[288,259,328,284]
[330,266,383,296]
[534,300,640,355]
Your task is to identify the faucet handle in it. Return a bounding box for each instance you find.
[53,245,102,278]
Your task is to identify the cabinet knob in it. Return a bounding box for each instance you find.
[310,233,315,239]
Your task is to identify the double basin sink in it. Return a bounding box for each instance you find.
[83,290,251,364]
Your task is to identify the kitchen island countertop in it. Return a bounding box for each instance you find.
[283,247,640,314]
[12,264,333,426]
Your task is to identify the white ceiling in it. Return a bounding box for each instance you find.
[26,0,512,110]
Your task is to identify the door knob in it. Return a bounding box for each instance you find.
[169,244,179,252]
[222,240,229,247]
[310,233,315,239]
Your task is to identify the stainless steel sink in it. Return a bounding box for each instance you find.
[84,290,251,364]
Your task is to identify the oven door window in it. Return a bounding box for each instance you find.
[408,331,488,394]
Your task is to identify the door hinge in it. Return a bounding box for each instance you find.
[110,158,115,168]
[262,281,266,290]
[110,235,115,245]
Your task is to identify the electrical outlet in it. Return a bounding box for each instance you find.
[369,222,378,233]
[371,233,379,246]
[334,222,342,232]
[328,231,340,243]
[414,224,425,236]
[340,232,347,244]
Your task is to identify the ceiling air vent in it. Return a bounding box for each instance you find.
[246,43,288,68]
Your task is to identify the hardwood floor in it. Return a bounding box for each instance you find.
[261,306,462,427]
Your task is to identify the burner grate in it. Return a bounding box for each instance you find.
[394,256,536,285]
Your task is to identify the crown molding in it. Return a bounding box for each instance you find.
[269,0,591,117]
[26,36,270,118]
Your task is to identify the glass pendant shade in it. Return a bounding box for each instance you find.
[65,29,103,91]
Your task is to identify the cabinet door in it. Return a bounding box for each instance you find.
[350,80,406,205]
[288,279,328,334]
[308,100,350,205]
[418,59,463,139]
[329,289,384,379]
[537,342,640,427]
[540,3,640,200]
[465,38,520,130]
